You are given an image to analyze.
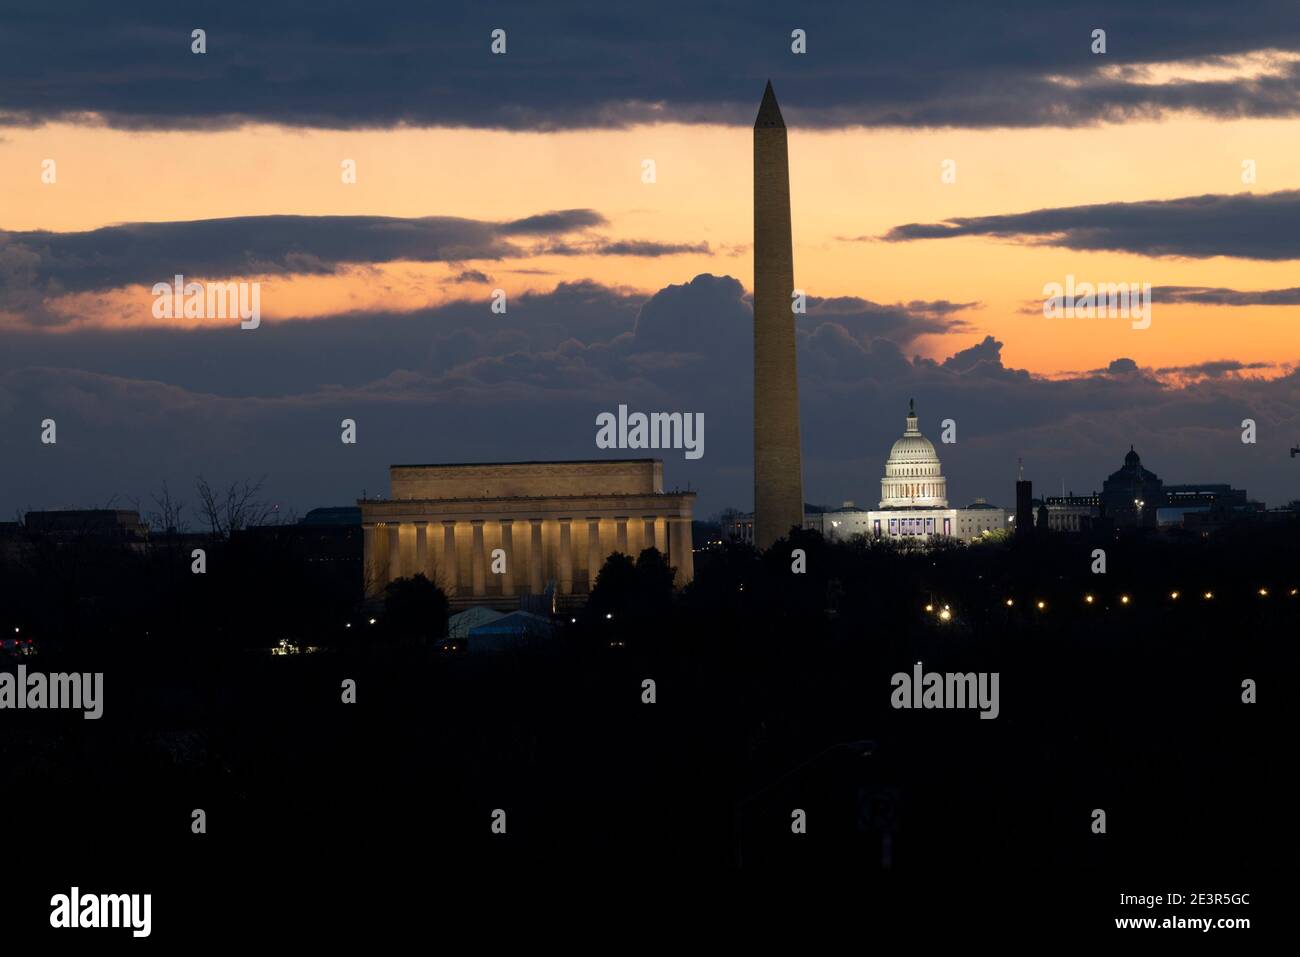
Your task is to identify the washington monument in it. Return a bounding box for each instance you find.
[752,80,805,550]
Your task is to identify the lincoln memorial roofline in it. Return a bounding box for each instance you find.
[358,492,696,506]
[389,458,660,468]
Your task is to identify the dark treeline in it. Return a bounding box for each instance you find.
[2,523,1294,933]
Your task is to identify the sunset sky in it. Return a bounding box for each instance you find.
[3,2,1299,517]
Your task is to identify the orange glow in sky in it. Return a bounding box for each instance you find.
[3,115,1298,378]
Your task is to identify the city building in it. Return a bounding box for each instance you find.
[236,507,363,574]
[359,459,696,608]
[725,401,1010,544]
[1042,446,1251,530]
[721,511,755,545]
[21,509,150,548]
[1015,475,1033,536]
[803,402,1009,542]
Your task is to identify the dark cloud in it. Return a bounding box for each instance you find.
[501,210,607,235]
[802,295,977,344]
[1156,359,1273,377]
[1086,356,1276,380]
[1154,285,1300,305]
[537,239,712,257]
[3,273,1297,519]
[1031,283,1300,315]
[447,269,492,284]
[5,3,1300,130]
[0,214,557,294]
[0,211,705,323]
[884,191,1300,260]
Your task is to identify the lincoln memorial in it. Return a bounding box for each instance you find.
[359,459,697,606]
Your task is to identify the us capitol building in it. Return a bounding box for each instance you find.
[803,400,1010,543]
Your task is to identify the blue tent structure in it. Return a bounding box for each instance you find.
[447,607,506,640]
[467,611,556,654]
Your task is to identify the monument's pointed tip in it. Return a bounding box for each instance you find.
[755,80,784,129]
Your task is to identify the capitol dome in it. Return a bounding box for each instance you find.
[879,399,948,508]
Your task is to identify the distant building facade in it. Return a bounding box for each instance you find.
[1015,479,1034,536]
[22,509,150,547]
[359,459,696,608]
[236,507,363,575]
[1042,446,1251,530]
[721,511,754,545]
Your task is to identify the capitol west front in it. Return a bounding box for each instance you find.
[804,401,1010,543]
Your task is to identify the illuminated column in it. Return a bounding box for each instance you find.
[654,516,667,555]
[529,519,544,594]
[499,519,516,596]
[586,517,602,592]
[362,523,379,596]
[441,521,458,596]
[387,522,402,582]
[669,517,693,587]
[642,515,657,551]
[558,518,573,594]
[471,520,486,597]
[616,516,629,553]
[680,518,695,583]
[414,521,429,580]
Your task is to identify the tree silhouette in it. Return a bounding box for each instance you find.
[588,548,675,629]
[383,574,449,644]
[588,552,638,619]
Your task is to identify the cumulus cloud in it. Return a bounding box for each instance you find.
[3,273,1297,518]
